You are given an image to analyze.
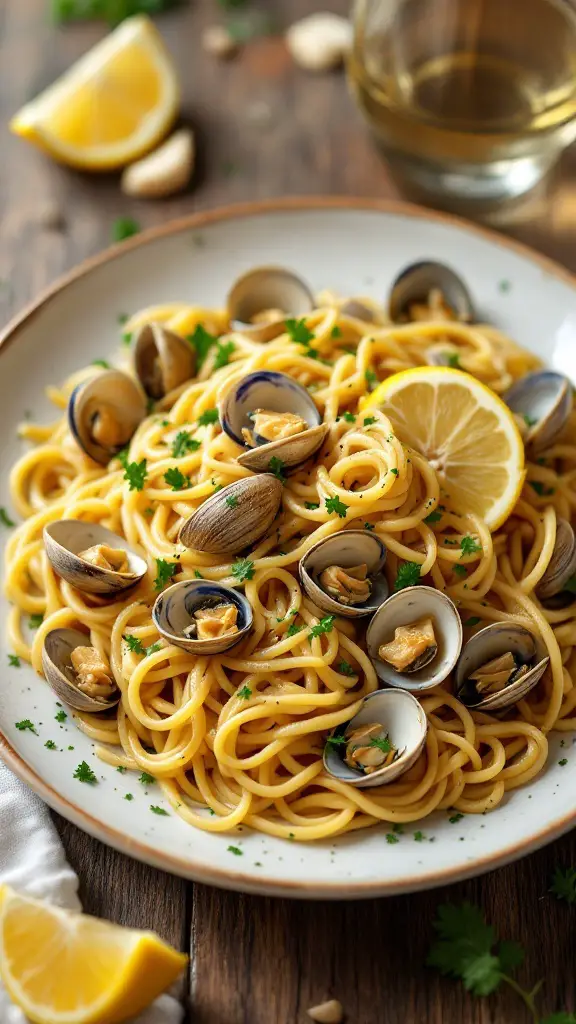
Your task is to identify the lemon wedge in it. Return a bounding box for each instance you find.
[10,15,179,170]
[361,367,525,530]
[0,884,187,1024]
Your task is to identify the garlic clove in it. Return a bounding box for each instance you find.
[121,129,195,199]
[307,999,344,1023]
[202,24,239,59]
[286,13,352,72]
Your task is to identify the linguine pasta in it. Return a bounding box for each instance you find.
[5,292,576,841]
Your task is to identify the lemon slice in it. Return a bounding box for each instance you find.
[361,367,525,529]
[0,884,187,1024]
[10,15,179,170]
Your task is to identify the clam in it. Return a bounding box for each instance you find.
[179,474,282,553]
[134,322,195,399]
[455,622,549,711]
[152,579,252,654]
[504,371,572,453]
[42,627,120,712]
[299,531,388,619]
[68,370,147,465]
[535,518,576,608]
[220,370,329,472]
[227,266,314,342]
[44,520,147,596]
[366,586,463,692]
[388,261,474,324]
[323,689,427,789]
[340,299,375,323]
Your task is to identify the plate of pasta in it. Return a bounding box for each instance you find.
[2,196,576,899]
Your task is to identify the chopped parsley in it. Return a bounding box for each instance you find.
[227,845,243,855]
[464,617,481,627]
[369,735,392,753]
[213,340,235,369]
[92,359,111,369]
[529,480,553,497]
[364,522,375,531]
[171,431,201,458]
[164,467,190,491]
[122,331,133,346]
[73,761,98,784]
[427,902,524,998]
[8,654,20,667]
[460,535,482,557]
[310,615,335,638]
[116,766,127,773]
[139,772,155,785]
[523,413,538,428]
[285,317,315,346]
[365,368,378,391]
[225,495,239,508]
[559,758,568,766]
[188,324,218,368]
[153,558,179,591]
[448,812,464,824]
[111,217,140,243]
[0,508,15,527]
[45,740,57,750]
[305,501,319,510]
[385,833,399,844]
[394,562,421,591]
[237,685,252,700]
[325,733,347,748]
[231,558,255,582]
[55,710,67,723]
[194,569,203,579]
[15,719,37,734]
[150,805,169,815]
[123,458,148,491]
[424,509,443,524]
[453,564,467,577]
[268,456,286,483]
[342,411,356,423]
[390,468,399,476]
[123,635,162,657]
[325,495,349,518]
[550,866,576,905]
[498,279,511,293]
[331,325,342,338]
[287,623,303,637]
[338,660,356,677]
[446,353,460,368]
[414,831,425,842]
[197,408,219,427]
[363,416,377,427]
[29,613,44,629]
[124,793,134,801]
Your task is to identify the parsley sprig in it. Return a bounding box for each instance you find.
[122,458,148,492]
[325,495,349,518]
[153,558,179,591]
[285,317,315,346]
[231,558,255,582]
[171,431,201,458]
[550,866,576,905]
[73,761,98,784]
[460,535,482,557]
[269,456,286,483]
[394,562,421,591]
[310,615,335,638]
[164,467,190,491]
[197,409,219,427]
[188,324,218,368]
[123,634,162,658]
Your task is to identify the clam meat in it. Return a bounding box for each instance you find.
[342,722,399,775]
[241,409,307,446]
[42,627,120,712]
[68,370,147,465]
[455,622,549,712]
[318,563,371,607]
[70,646,118,702]
[378,616,437,673]
[299,531,388,619]
[388,261,474,325]
[227,266,314,342]
[183,601,238,642]
[78,543,132,574]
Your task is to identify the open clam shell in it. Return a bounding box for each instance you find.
[323,689,427,789]
[134,322,195,399]
[340,299,376,323]
[536,518,576,607]
[299,531,388,619]
[504,371,572,453]
[227,266,314,342]
[388,261,474,324]
[455,622,549,712]
[44,520,148,596]
[42,628,120,712]
[68,370,147,465]
[366,586,463,692]
[220,370,329,472]
[179,474,282,554]
[152,579,252,655]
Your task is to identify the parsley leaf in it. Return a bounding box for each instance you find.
[449,812,464,824]
[214,340,235,369]
[0,508,15,527]
[123,634,162,657]
[45,740,57,750]
[231,558,255,582]
[363,416,377,427]
[269,456,286,483]
[150,805,169,815]
[55,709,67,723]
[460,535,482,557]
[164,467,190,491]
[369,735,392,753]
[550,864,576,904]
[227,844,243,855]
[310,615,335,638]
[15,719,37,734]
[116,766,127,773]
[29,613,44,629]
[8,654,20,667]
[414,830,425,842]
[305,501,319,510]
[287,623,303,637]
[424,509,443,524]
[139,772,155,785]
[123,458,148,491]
[237,685,252,700]
[453,564,467,577]
[225,495,239,508]
[285,317,315,346]
[111,217,140,242]
[394,562,421,591]
[188,324,218,368]
[74,761,98,784]
[342,411,356,423]
[331,325,342,338]
[446,353,460,368]
[338,660,356,677]
[427,903,524,998]
[386,833,399,844]
[171,431,201,458]
[92,358,111,369]
[197,408,219,427]
[325,733,347,748]
[325,495,349,518]
[559,758,568,766]
[365,368,378,391]
[364,522,375,531]
[464,617,481,627]
[153,558,179,591]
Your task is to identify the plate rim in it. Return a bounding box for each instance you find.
[2,193,575,898]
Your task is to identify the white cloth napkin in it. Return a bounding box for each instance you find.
[0,762,184,1023]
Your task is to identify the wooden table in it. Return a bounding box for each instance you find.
[2,2,576,1021]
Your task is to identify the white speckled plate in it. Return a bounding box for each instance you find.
[2,197,575,899]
